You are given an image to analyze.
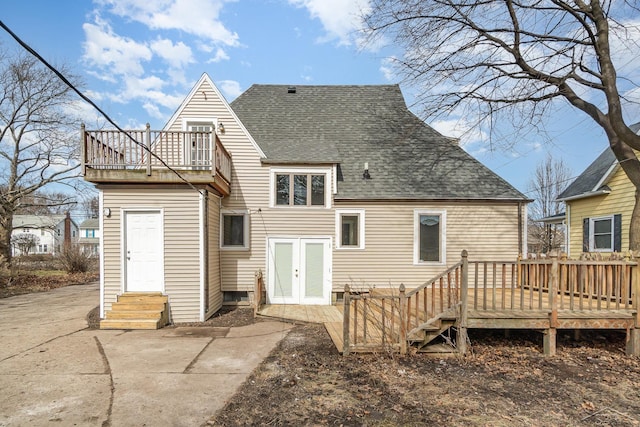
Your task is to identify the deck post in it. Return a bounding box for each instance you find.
[343,285,351,356]
[545,252,559,356]
[399,284,407,355]
[145,123,152,176]
[458,250,469,355]
[627,264,640,356]
[80,123,87,176]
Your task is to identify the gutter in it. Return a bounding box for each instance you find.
[557,188,611,202]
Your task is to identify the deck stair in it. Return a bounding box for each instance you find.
[100,293,169,330]
[407,311,459,352]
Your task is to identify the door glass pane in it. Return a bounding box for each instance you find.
[276,174,290,205]
[311,175,325,205]
[305,243,324,298]
[341,215,359,246]
[273,242,293,297]
[420,215,440,262]
[293,175,307,205]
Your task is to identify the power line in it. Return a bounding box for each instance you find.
[0,19,205,196]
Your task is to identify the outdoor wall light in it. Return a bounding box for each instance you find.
[103,208,111,218]
[218,122,225,134]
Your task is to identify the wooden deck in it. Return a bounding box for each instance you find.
[333,253,640,356]
[257,304,343,324]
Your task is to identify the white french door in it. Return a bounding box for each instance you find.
[124,210,164,292]
[268,237,331,305]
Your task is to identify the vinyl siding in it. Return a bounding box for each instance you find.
[332,201,521,290]
[567,166,634,256]
[101,187,202,322]
[206,193,223,317]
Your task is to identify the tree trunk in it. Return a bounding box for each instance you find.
[631,190,640,253]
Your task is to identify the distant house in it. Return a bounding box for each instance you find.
[11,213,79,256]
[81,74,529,325]
[557,147,633,257]
[78,218,100,255]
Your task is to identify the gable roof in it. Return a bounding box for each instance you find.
[163,73,266,158]
[13,215,69,229]
[231,84,527,201]
[79,218,99,229]
[557,122,640,201]
[557,148,616,201]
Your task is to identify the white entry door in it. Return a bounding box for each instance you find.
[124,210,164,292]
[268,238,331,305]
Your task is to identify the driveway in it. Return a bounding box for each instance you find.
[0,283,292,426]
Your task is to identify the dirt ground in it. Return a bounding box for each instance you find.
[5,279,640,426]
[0,272,98,299]
[206,314,640,427]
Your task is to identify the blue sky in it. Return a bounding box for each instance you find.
[1,0,624,196]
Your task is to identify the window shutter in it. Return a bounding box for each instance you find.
[582,218,589,252]
[613,214,622,252]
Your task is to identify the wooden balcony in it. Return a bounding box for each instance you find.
[81,124,232,196]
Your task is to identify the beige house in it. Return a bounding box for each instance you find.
[83,74,529,326]
[558,147,634,257]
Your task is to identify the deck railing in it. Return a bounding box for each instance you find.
[342,251,639,355]
[81,124,232,183]
[342,261,464,355]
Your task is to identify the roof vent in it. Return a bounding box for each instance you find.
[287,86,296,94]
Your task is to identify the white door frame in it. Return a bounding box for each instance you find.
[267,236,332,305]
[121,208,165,293]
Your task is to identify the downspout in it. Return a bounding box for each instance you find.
[518,202,523,256]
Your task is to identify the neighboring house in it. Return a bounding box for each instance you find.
[11,213,79,256]
[82,74,529,324]
[78,218,100,255]
[557,147,634,257]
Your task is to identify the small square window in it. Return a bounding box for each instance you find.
[221,211,249,250]
[336,210,365,249]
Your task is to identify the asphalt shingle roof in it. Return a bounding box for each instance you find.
[557,148,616,200]
[231,84,527,201]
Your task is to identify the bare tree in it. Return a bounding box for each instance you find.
[0,50,80,264]
[527,154,572,254]
[11,233,39,256]
[363,0,640,250]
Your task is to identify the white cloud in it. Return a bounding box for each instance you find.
[82,16,152,76]
[288,0,371,46]
[150,38,194,68]
[217,80,243,100]
[96,0,240,47]
[207,48,230,63]
[379,57,396,81]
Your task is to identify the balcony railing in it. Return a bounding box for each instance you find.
[81,124,232,184]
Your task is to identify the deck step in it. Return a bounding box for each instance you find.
[101,293,169,330]
[100,318,162,330]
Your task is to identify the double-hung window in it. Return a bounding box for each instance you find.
[589,216,614,251]
[414,210,446,264]
[221,210,249,250]
[271,168,331,207]
[336,209,365,249]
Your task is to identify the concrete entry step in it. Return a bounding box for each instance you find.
[100,292,169,330]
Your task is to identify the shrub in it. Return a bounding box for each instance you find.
[57,244,96,274]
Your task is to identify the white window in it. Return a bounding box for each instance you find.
[414,210,446,265]
[336,209,365,249]
[221,210,249,250]
[589,216,614,251]
[270,167,332,208]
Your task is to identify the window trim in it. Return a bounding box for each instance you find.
[589,215,614,252]
[335,209,365,250]
[413,209,446,265]
[220,209,250,251]
[269,167,332,208]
